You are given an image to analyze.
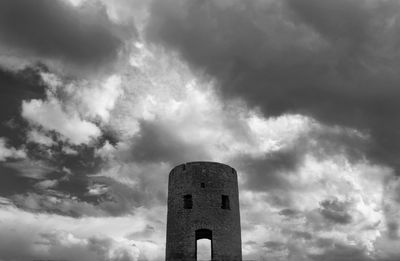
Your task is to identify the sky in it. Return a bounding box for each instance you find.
[0,0,400,260]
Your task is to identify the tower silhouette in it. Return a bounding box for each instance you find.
[166,162,242,261]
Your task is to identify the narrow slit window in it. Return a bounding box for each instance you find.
[221,195,230,210]
[183,194,192,209]
[201,182,205,188]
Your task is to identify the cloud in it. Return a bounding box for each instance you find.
[309,243,373,261]
[374,232,400,261]
[127,120,209,164]
[0,205,165,261]
[0,222,140,261]
[35,179,59,190]
[145,3,400,250]
[0,66,47,147]
[0,137,26,161]
[2,4,400,260]
[26,129,55,146]
[39,233,140,261]
[279,209,301,218]
[287,0,373,44]
[145,0,400,174]
[239,152,390,260]
[263,241,287,252]
[292,231,312,240]
[11,191,111,217]
[77,75,123,122]
[96,140,117,159]
[87,183,109,196]
[93,162,170,209]
[19,71,128,147]
[41,72,124,123]
[319,198,353,225]
[383,176,400,240]
[8,165,166,217]
[22,98,101,145]
[0,0,135,70]
[3,159,55,179]
[234,121,368,193]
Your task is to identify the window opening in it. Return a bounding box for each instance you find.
[201,183,205,188]
[183,194,192,209]
[221,195,230,210]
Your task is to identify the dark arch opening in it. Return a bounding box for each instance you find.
[195,229,212,260]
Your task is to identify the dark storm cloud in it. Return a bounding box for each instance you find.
[263,241,286,252]
[387,222,399,240]
[287,0,372,44]
[319,198,353,225]
[0,165,35,196]
[279,208,301,218]
[90,175,165,215]
[292,231,312,240]
[0,65,47,146]
[128,120,209,165]
[235,150,301,191]
[146,0,400,173]
[0,0,135,68]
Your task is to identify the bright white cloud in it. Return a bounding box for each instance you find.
[22,98,101,145]
[63,74,123,122]
[103,43,317,164]
[66,0,86,7]
[239,154,392,260]
[22,72,126,146]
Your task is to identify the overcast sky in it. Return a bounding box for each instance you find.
[0,0,400,260]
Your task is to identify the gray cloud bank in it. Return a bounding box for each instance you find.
[0,0,135,69]
[146,0,400,173]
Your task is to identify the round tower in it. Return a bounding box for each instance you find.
[166,161,242,261]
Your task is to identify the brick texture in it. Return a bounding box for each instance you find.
[166,162,242,261]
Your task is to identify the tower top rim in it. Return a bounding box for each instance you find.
[170,161,236,174]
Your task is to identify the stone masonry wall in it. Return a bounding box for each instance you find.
[166,162,242,261]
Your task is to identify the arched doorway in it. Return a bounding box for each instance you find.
[195,229,212,260]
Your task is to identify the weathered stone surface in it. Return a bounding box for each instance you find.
[166,162,242,261]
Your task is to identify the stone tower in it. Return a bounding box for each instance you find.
[166,161,242,261]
